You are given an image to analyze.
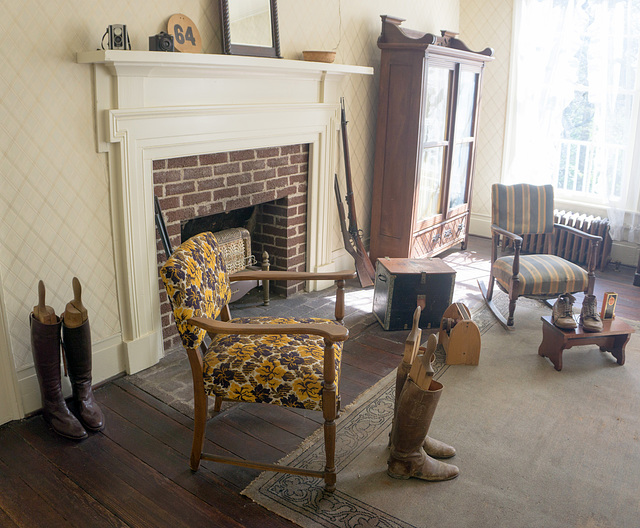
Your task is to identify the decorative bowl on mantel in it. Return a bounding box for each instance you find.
[302,50,336,63]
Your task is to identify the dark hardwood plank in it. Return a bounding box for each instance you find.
[0,457,70,528]
[14,418,241,528]
[218,406,302,453]
[239,402,322,438]
[96,397,295,527]
[342,340,400,374]
[0,508,19,528]
[0,427,127,528]
[98,382,261,490]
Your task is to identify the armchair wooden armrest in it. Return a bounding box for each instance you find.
[188,316,349,342]
[490,224,523,245]
[553,223,602,243]
[229,270,357,282]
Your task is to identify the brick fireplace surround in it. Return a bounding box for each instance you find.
[153,144,309,353]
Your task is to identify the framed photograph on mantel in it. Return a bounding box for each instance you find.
[220,0,281,58]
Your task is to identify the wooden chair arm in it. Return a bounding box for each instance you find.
[188,316,349,342]
[490,224,523,245]
[553,223,602,243]
[229,270,357,282]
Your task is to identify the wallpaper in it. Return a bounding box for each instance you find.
[0,0,460,376]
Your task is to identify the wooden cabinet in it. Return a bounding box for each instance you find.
[369,16,493,262]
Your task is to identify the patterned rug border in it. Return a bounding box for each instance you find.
[241,344,451,528]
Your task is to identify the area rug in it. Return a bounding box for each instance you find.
[242,299,640,528]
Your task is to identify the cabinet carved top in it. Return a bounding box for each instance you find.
[378,15,494,59]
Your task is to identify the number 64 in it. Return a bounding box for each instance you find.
[174,24,196,46]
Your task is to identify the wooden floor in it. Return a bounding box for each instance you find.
[1,236,638,527]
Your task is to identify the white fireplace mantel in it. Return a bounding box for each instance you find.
[77,50,373,375]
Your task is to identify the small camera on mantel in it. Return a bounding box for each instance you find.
[149,32,174,52]
[107,24,129,49]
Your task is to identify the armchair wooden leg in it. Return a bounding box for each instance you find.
[190,384,207,471]
[486,274,495,300]
[322,339,338,492]
[187,347,207,471]
[507,298,517,327]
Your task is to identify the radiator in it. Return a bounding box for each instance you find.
[521,210,612,271]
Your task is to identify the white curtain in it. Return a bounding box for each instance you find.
[504,0,640,243]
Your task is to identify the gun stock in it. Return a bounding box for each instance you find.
[340,98,376,284]
[335,175,374,288]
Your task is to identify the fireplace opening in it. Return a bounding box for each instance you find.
[181,206,257,242]
[154,144,309,353]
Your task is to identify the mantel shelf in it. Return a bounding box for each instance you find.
[77,50,373,79]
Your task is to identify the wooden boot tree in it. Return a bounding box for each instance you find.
[439,302,481,365]
[63,277,88,329]
[33,280,57,324]
[409,334,437,390]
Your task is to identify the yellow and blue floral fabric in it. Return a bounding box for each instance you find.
[161,232,231,351]
[204,316,342,411]
[160,232,342,412]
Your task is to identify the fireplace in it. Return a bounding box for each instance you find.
[77,50,372,374]
[153,144,309,352]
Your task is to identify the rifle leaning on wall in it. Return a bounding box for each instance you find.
[335,98,376,288]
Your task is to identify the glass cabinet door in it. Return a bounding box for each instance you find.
[448,69,479,211]
[415,65,452,223]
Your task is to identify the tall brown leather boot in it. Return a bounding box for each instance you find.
[30,314,87,440]
[391,333,456,459]
[62,317,104,432]
[387,376,459,481]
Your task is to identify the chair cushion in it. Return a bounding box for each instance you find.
[202,316,343,412]
[493,254,589,297]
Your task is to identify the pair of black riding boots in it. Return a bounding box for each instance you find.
[30,314,104,440]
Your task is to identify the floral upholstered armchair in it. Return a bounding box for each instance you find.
[160,231,355,491]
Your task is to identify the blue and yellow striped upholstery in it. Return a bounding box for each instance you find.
[493,254,588,297]
[492,183,554,235]
[161,231,342,411]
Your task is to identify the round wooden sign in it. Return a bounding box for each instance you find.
[167,14,202,53]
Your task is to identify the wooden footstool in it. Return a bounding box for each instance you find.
[538,316,634,371]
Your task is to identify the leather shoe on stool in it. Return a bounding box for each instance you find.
[580,294,603,333]
[552,293,577,330]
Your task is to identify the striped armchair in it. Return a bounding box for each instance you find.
[479,184,602,328]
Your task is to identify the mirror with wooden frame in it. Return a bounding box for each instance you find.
[220,0,281,58]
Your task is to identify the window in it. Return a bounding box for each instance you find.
[505,0,640,241]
